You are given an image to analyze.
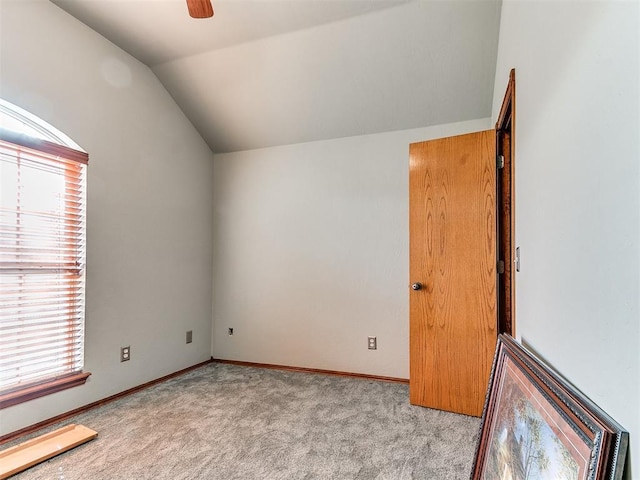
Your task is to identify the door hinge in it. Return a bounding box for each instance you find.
[497,260,505,274]
[497,155,505,170]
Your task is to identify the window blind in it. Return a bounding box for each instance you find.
[0,129,88,402]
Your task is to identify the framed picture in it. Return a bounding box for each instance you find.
[471,334,628,480]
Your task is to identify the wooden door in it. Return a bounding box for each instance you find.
[409,130,497,417]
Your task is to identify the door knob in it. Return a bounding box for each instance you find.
[411,282,423,291]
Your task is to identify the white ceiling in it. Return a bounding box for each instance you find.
[50,0,502,153]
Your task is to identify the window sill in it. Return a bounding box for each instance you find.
[0,372,91,409]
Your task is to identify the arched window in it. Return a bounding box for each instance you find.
[0,99,90,408]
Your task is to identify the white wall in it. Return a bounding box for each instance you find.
[0,0,214,435]
[212,118,490,379]
[492,1,639,476]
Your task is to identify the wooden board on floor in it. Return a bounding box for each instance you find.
[0,424,97,479]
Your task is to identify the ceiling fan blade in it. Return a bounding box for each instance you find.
[186,0,214,19]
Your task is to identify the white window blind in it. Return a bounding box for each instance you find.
[0,128,89,405]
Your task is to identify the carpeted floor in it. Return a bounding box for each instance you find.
[8,363,481,479]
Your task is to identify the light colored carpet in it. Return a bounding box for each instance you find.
[8,363,480,479]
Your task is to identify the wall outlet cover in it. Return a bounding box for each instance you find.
[120,346,130,362]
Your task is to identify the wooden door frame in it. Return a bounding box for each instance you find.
[496,69,516,336]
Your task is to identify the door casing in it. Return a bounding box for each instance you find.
[496,69,516,337]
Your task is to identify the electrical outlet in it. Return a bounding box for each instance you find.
[228,328,234,336]
[121,346,130,362]
[186,330,193,344]
[368,336,377,350]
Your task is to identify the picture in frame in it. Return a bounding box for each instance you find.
[471,334,628,480]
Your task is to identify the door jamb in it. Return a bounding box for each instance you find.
[496,69,516,336]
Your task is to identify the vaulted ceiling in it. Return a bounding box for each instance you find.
[50,0,502,153]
